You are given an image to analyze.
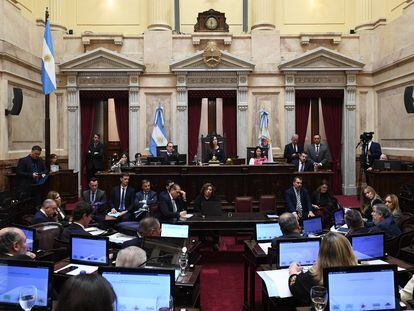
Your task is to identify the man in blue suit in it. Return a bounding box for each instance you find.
[362,137,382,170]
[133,179,158,220]
[60,202,93,243]
[283,134,304,163]
[108,173,136,220]
[32,199,58,224]
[285,176,313,220]
[369,204,401,241]
[157,183,187,222]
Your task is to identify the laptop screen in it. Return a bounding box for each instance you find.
[256,223,282,241]
[15,226,36,252]
[324,265,398,311]
[71,235,109,265]
[100,267,174,311]
[0,260,52,309]
[161,224,189,239]
[350,233,385,261]
[277,238,321,268]
[303,217,323,235]
[334,209,344,227]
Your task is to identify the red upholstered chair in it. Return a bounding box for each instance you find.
[235,196,253,213]
[259,195,276,213]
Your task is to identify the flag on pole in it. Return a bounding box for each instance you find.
[150,106,168,156]
[258,110,273,162]
[41,19,56,94]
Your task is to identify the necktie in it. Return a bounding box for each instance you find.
[172,199,177,213]
[294,144,297,153]
[144,193,148,202]
[120,188,125,211]
[91,192,95,203]
[316,145,319,154]
[300,162,304,172]
[295,189,303,218]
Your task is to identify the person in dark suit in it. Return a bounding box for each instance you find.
[60,202,93,243]
[133,180,158,220]
[16,145,47,201]
[271,213,304,248]
[369,204,401,240]
[108,173,136,220]
[32,199,58,225]
[86,133,104,182]
[283,134,303,163]
[362,138,382,171]
[305,134,331,169]
[344,209,370,238]
[82,178,106,218]
[0,227,35,260]
[157,183,187,222]
[161,142,179,164]
[204,136,225,163]
[292,152,314,172]
[122,217,161,249]
[285,176,313,219]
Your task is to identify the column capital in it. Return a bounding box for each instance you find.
[148,0,173,30]
[251,0,275,30]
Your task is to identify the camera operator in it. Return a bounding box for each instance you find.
[358,132,382,171]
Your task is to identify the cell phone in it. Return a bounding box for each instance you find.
[58,266,78,274]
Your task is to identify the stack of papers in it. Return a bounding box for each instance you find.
[257,269,292,298]
[258,242,271,255]
[108,232,135,244]
[107,212,121,218]
[85,227,107,236]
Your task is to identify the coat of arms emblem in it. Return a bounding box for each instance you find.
[203,41,221,68]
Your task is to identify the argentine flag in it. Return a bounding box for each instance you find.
[150,106,168,156]
[41,19,56,94]
[258,110,273,162]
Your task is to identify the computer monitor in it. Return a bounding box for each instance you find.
[324,264,398,311]
[350,232,385,261]
[161,224,189,239]
[372,160,402,171]
[0,259,53,310]
[334,209,345,227]
[275,238,321,268]
[99,267,174,311]
[200,200,223,216]
[255,223,282,242]
[303,216,323,235]
[15,225,36,252]
[146,157,163,165]
[70,235,109,266]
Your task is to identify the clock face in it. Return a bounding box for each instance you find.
[205,16,218,30]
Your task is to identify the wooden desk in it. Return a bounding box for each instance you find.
[366,170,414,199]
[96,166,333,205]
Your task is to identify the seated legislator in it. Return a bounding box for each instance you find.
[249,146,268,166]
[161,142,179,164]
[110,152,133,172]
[83,177,106,208]
[55,274,116,311]
[32,199,58,224]
[157,183,187,222]
[132,152,142,166]
[60,202,93,243]
[285,176,313,219]
[311,182,339,227]
[361,185,383,222]
[122,217,161,249]
[47,190,67,222]
[384,194,402,225]
[369,204,401,240]
[344,209,370,237]
[292,151,313,172]
[193,183,220,213]
[283,134,303,163]
[133,179,158,220]
[288,232,358,306]
[116,246,147,268]
[305,134,331,169]
[0,227,35,260]
[108,173,136,220]
[49,153,60,172]
[204,135,225,163]
[271,213,304,248]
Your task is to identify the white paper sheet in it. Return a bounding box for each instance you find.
[55,263,98,275]
[364,259,405,271]
[257,269,292,298]
[258,242,272,255]
[85,227,107,236]
[108,232,135,244]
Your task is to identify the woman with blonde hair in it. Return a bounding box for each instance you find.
[47,190,66,221]
[384,194,402,225]
[288,232,358,306]
[361,185,383,221]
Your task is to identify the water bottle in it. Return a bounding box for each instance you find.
[179,247,188,276]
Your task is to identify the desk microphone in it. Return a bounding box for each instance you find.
[138,254,174,267]
[36,247,67,253]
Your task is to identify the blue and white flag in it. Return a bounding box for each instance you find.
[150,106,168,156]
[41,19,56,94]
[258,110,273,162]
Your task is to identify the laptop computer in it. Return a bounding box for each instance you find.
[99,266,175,311]
[334,209,345,227]
[303,216,323,235]
[350,232,385,261]
[255,223,283,242]
[0,259,53,310]
[200,200,223,216]
[14,225,36,252]
[161,224,189,239]
[373,160,401,171]
[324,264,399,311]
[274,237,321,269]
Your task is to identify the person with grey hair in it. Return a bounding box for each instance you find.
[369,204,401,240]
[0,227,34,259]
[122,217,161,249]
[32,199,58,224]
[116,246,147,268]
[283,134,303,163]
[271,212,303,248]
[344,209,370,237]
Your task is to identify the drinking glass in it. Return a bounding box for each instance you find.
[310,286,327,311]
[19,286,37,311]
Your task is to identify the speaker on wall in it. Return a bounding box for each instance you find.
[5,87,23,116]
[404,86,414,114]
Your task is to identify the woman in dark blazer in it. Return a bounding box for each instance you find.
[205,136,225,163]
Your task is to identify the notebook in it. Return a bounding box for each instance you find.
[350,232,385,261]
[274,238,321,268]
[255,223,282,242]
[303,216,323,235]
